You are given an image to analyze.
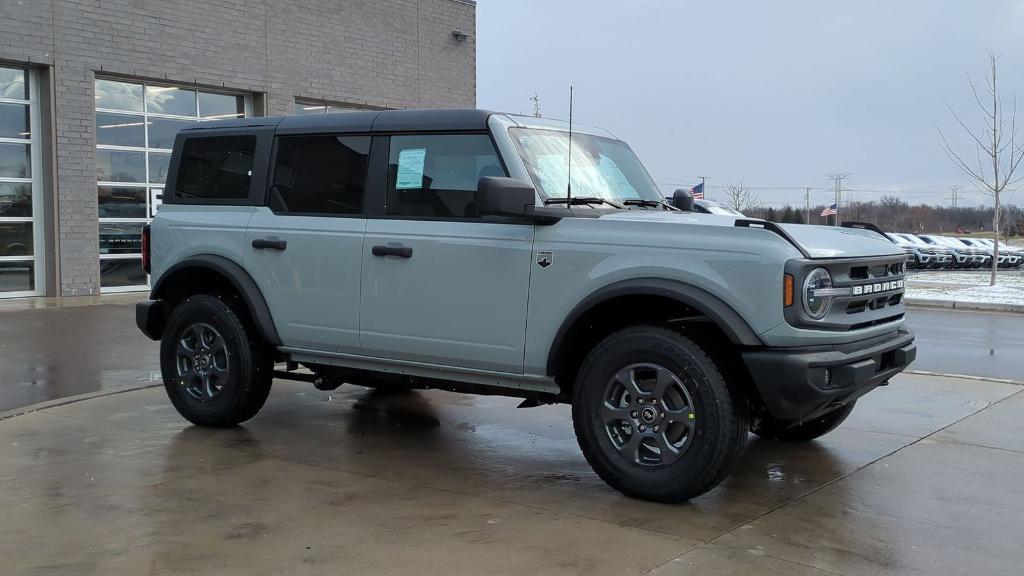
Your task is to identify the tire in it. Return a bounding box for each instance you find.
[751,401,855,442]
[572,326,748,503]
[160,295,272,427]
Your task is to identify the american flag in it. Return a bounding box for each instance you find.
[691,182,705,200]
[820,203,837,217]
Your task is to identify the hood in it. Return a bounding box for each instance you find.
[776,223,903,258]
[596,210,903,259]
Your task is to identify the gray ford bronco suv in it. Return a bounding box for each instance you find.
[136,109,916,502]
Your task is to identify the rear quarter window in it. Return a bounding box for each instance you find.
[174,135,256,200]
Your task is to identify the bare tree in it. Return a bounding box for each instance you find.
[878,195,909,231]
[938,53,1024,286]
[724,182,759,215]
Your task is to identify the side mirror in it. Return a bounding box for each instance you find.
[671,189,694,211]
[477,177,536,218]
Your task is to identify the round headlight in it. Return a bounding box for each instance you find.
[803,268,833,319]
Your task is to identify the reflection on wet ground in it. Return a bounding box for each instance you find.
[1,372,1021,575]
[0,298,158,412]
[905,307,1024,381]
[1,299,1017,415]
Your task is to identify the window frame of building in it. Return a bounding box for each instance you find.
[0,66,44,298]
[95,77,252,293]
[292,98,383,115]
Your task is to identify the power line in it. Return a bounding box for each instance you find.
[529,93,541,118]
[827,172,851,226]
[946,184,963,208]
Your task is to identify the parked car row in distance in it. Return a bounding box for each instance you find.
[885,232,1022,269]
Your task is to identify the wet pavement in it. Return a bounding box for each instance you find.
[0,296,1019,414]
[0,295,158,413]
[904,307,1023,382]
[1,372,1021,575]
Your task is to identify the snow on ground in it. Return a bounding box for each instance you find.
[906,284,1024,305]
[908,271,1024,288]
[905,269,1024,308]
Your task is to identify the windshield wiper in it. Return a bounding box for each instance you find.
[544,197,624,209]
[622,199,673,209]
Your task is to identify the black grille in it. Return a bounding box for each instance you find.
[833,256,906,325]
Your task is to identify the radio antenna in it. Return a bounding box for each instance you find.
[566,85,573,203]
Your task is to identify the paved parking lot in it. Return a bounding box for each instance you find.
[2,372,1022,575]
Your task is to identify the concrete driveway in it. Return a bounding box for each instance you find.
[1,372,1021,575]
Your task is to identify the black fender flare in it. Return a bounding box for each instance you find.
[546,278,763,376]
[151,254,282,346]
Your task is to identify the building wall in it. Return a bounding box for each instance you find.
[0,0,476,296]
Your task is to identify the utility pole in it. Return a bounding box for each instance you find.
[946,185,963,208]
[529,93,541,118]
[827,173,850,226]
[805,187,811,224]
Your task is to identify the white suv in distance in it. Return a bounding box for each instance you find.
[888,233,952,269]
[917,235,987,268]
[960,238,1022,268]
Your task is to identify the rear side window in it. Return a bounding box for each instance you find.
[270,135,369,215]
[174,135,256,199]
[386,134,505,219]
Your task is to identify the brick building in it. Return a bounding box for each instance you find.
[0,0,476,297]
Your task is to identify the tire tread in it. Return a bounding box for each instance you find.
[572,326,748,502]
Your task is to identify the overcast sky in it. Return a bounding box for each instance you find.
[476,1,1024,208]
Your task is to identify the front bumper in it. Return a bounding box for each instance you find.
[741,327,916,422]
[916,252,950,266]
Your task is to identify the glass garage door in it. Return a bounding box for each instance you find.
[94,78,251,292]
[0,66,43,298]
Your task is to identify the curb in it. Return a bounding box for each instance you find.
[0,383,161,422]
[905,298,1024,314]
[905,369,1023,386]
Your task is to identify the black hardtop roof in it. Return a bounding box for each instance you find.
[180,108,497,134]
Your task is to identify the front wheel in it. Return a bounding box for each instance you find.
[751,401,855,442]
[160,295,272,427]
[572,326,748,503]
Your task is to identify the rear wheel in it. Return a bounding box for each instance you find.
[160,295,272,427]
[751,401,855,442]
[572,326,748,503]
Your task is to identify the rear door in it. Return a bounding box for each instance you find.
[244,133,369,353]
[359,133,534,373]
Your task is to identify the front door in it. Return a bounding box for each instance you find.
[360,133,534,374]
[244,134,370,353]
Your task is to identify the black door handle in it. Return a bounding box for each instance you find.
[252,238,287,251]
[372,245,413,258]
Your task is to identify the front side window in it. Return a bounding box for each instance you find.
[386,134,505,218]
[271,135,369,215]
[509,128,663,206]
[174,136,256,200]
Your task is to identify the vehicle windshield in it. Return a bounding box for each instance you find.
[933,237,961,247]
[508,128,664,206]
[902,234,930,246]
